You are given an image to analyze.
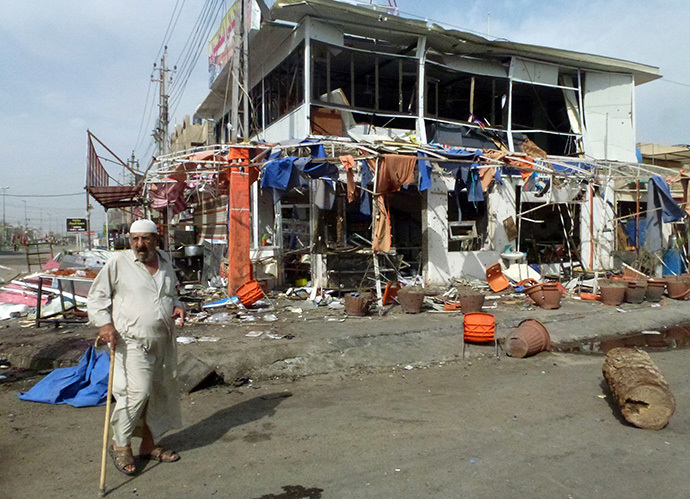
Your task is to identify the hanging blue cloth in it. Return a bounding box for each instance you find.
[18,346,110,407]
[261,156,298,190]
[644,176,686,253]
[360,159,373,216]
[297,143,338,210]
[650,176,686,223]
[417,152,432,191]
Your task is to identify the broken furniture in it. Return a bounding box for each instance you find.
[26,242,54,273]
[34,274,91,328]
[485,263,511,293]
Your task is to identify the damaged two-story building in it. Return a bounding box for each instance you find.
[145,0,685,293]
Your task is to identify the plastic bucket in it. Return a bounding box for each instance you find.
[463,312,495,342]
[236,280,264,307]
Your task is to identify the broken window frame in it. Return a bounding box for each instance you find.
[423,59,509,129]
[310,39,419,118]
[506,57,585,156]
[249,42,305,135]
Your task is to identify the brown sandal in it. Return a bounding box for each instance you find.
[141,446,180,463]
[109,444,136,475]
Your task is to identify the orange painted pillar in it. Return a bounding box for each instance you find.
[227,158,252,296]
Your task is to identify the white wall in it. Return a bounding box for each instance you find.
[580,179,615,270]
[260,104,309,143]
[582,72,637,162]
[423,173,516,284]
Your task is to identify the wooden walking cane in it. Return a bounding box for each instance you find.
[98,338,116,497]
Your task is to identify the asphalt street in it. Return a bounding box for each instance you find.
[2,349,689,498]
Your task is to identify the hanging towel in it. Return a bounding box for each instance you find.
[18,346,110,407]
[340,155,358,203]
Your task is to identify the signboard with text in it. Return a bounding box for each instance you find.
[66,218,88,233]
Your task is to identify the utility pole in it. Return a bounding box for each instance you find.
[127,151,139,185]
[152,48,174,156]
[0,186,8,247]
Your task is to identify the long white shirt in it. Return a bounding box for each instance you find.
[87,249,184,443]
[87,249,183,339]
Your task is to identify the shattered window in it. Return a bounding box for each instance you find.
[311,41,418,115]
[424,62,509,128]
[511,82,575,155]
[250,42,305,132]
[447,190,487,252]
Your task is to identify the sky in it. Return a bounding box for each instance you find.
[1,0,689,236]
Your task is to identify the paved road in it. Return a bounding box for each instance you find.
[0,251,30,282]
[2,349,688,498]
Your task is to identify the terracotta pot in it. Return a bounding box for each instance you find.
[541,283,562,310]
[397,290,425,314]
[646,279,666,302]
[525,284,546,308]
[625,281,647,304]
[599,282,626,306]
[666,276,690,300]
[505,319,551,358]
[458,293,485,314]
[344,293,370,316]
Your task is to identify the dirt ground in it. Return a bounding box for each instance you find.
[2,348,689,498]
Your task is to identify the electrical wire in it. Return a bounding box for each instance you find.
[154,0,185,64]
[169,0,225,116]
[133,80,155,153]
[3,193,84,198]
[169,0,217,101]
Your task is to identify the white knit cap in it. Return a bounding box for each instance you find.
[129,219,158,234]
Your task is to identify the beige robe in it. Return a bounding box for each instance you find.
[87,249,183,445]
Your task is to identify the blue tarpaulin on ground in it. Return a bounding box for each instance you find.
[18,346,110,407]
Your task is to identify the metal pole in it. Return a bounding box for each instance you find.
[242,0,250,140]
[23,199,27,228]
[1,186,7,247]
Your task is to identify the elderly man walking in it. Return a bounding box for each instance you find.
[88,219,185,475]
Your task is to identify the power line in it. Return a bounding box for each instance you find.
[169,0,224,112]
[169,3,225,120]
[4,193,84,198]
[154,0,186,65]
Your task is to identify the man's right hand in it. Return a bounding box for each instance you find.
[98,323,119,347]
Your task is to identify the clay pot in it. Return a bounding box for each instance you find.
[541,282,562,310]
[505,319,551,358]
[598,281,626,306]
[646,279,666,302]
[344,293,370,316]
[458,293,485,314]
[397,290,425,314]
[525,284,546,308]
[625,281,647,304]
[666,276,690,300]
